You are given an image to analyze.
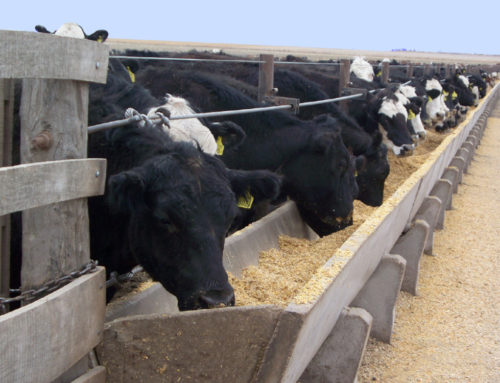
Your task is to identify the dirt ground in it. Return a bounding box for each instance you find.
[357,102,500,383]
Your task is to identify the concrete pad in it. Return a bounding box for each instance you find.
[350,254,406,343]
[441,166,459,197]
[391,220,429,295]
[414,196,441,256]
[456,148,471,173]
[449,156,466,185]
[429,179,453,230]
[300,307,373,383]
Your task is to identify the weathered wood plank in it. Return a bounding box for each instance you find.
[0,159,106,216]
[0,30,108,83]
[0,267,106,383]
[20,78,91,289]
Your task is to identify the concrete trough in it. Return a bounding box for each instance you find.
[96,85,499,383]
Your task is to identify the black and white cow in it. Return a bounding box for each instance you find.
[35,22,108,42]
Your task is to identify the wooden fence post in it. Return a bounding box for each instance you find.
[0,79,14,300]
[258,54,274,104]
[19,80,91,290]
[381,60,390,83]
[339,59,351,111]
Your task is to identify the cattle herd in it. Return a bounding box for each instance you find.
[30,23,497,311]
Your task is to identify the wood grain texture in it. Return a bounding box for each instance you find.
[0,30,108,83]
[20,78,91,289]
[0,267,106,383]
[0,159,106,216]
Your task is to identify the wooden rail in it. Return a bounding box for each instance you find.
[0,30,109,383]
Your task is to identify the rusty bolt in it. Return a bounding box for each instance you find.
[31,130,53,151]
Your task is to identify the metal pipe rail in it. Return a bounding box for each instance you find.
[87,92,369,134]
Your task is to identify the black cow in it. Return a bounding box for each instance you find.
[88,122,281,310]
[248,68,390,207]
[135,68,359,236]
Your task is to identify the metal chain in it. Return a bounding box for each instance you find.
[105,265,144,289]
[0,260,98,315]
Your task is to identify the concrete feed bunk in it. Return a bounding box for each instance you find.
[96,85,499,383]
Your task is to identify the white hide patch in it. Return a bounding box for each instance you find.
[54,23,85,39]
[350,57,374,82]
[397,86,426,138]
[379,97,408,119]
[398,85,418,99]
[426,97,445,121]
[471,86,480,105]
[458,75,469,88]
[425,78,443,92]
[148,95,217,155]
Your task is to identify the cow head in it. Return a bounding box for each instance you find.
[350,57,375,82]
[354,132,390,207]
[425,78,449,131]
[453,74,476,106]
[281,120,358,236]
[376,92,415,156]
[397,85,427,141]
[35,23,108,42]
[103,129,280,310]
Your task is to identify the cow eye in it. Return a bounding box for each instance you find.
[155,214,179,233]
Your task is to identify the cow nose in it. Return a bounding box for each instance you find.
[417,131,427,140]
[198,288,235,308]
[401,144,415,155]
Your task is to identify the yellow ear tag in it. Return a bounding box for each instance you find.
[408,110,415,120]
[237,189,254,209]
[354,170,358,177]
[126,66,136,83]
[216,136,224,155]
[452,91,458,100]
[376,71,382,77]
[443,90,449,101]
[428,96,433,102]
[97,36,103,43]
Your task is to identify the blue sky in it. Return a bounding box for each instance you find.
[2,1,499,55]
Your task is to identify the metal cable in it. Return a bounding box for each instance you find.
[88,91,369,134]
[110,55,343,66]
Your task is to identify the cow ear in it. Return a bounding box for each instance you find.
[107,169,146,213]
[86,29,109,43]
[310,131,339,154]
[207,121,246,152]
[355,155,367,173]
[228,169,282,201]
[35,25,51,34]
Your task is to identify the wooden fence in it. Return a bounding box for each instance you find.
[0,30,108,383]
[0,29,498,383]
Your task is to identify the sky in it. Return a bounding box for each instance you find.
[2,1,499,56]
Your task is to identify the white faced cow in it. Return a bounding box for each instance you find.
[424,78,448,131]
[35,22,108,42]
[350,57,375,82]
[147,94,218,155]
[396,85,427,141]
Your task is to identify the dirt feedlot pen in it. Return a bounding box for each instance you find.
[98,57,500,383]
[1,30,499,382]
